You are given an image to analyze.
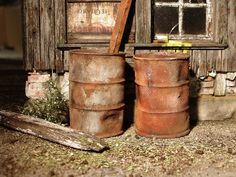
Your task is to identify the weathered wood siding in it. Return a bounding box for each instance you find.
[186,0,236,77]
[23,0,235,74]
[23,0,66,71]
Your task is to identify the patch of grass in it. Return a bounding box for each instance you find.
[21,78,68,124]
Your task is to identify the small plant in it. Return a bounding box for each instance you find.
[22,78,68,124]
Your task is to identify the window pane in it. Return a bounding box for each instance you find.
[156,0,178,2]
[183,0,206,3]
[154,7,179,34]
[183,8,206,34]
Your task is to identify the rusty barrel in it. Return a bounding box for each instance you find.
[69,50,125,138]
[134,52,190,138]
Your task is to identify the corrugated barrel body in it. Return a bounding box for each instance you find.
[135,53,189,86]
[134,52,190,138]
[136,81,189,113]
[69,50,125,138]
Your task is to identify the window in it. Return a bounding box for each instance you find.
[154,0,212,40]
[153,0,212,39]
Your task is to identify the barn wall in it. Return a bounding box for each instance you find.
[23,0,236,74]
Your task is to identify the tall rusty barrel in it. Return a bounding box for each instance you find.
[69,50,125,138]
[134,52,190,138]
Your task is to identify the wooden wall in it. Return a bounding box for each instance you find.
[189,0,236,77]
[23,0,66,71]
[23,0,236,77]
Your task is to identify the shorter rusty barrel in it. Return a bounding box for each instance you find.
[69,50,125,138]
[134,52,190,138]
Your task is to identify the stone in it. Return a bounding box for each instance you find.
[226,80,236,87]
[57,72,69,100]
[226,87,236,94]
[226,72,236,81]
[214,74,227,96]
[201,81,214,88]
[199,87,214,95]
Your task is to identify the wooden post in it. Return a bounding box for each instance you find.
[108,0,132,54]
[0,111,108,152]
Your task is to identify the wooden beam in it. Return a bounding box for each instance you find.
[108,0,132,53]
[0,111,108,152]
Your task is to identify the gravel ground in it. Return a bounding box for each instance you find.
[0,116,236,177]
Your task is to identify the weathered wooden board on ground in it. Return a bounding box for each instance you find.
[108,0,132,53]
[0,111,108,152]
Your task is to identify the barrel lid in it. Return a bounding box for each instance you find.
[134,52,189,61]
[70,49,125,56]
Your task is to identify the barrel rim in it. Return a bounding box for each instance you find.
[70,50,126,56]
[69,104,125,111]
[136,105,189,114]
[135,80,189,87]
[135,128,190,139]
[69,78,126,84]
[134,52,189,61]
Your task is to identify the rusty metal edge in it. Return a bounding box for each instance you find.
[135,80,189,88]
[135,127,191,139]
[136,106,189,114]
[69,79,126,84]
[69,104,125,111]
[134,52,190,61]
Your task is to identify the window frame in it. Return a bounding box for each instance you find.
[135,0,228,48]
[153,0,213,40]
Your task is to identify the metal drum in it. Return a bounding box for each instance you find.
[134,52,190,138]
[69,50,125,138]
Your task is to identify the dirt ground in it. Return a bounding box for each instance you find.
[0,72,236,177]
[1,115,236,177]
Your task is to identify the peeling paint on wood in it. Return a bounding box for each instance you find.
[67,2,119,43]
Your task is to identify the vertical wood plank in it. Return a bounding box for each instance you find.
[55,0,66,72]
[40,0,55,70]
[23,0,40,70]
[215,50,223,71]
[135,0,151,43]
[64,51,70,71]
[193,50,207,78]
[227,0,236,71]
[213,0,228,44]
[207,50,216,71]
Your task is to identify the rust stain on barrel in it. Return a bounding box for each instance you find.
[69,50,125,138]
[134,52,190,138]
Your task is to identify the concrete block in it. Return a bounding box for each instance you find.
[190,95,236,121]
